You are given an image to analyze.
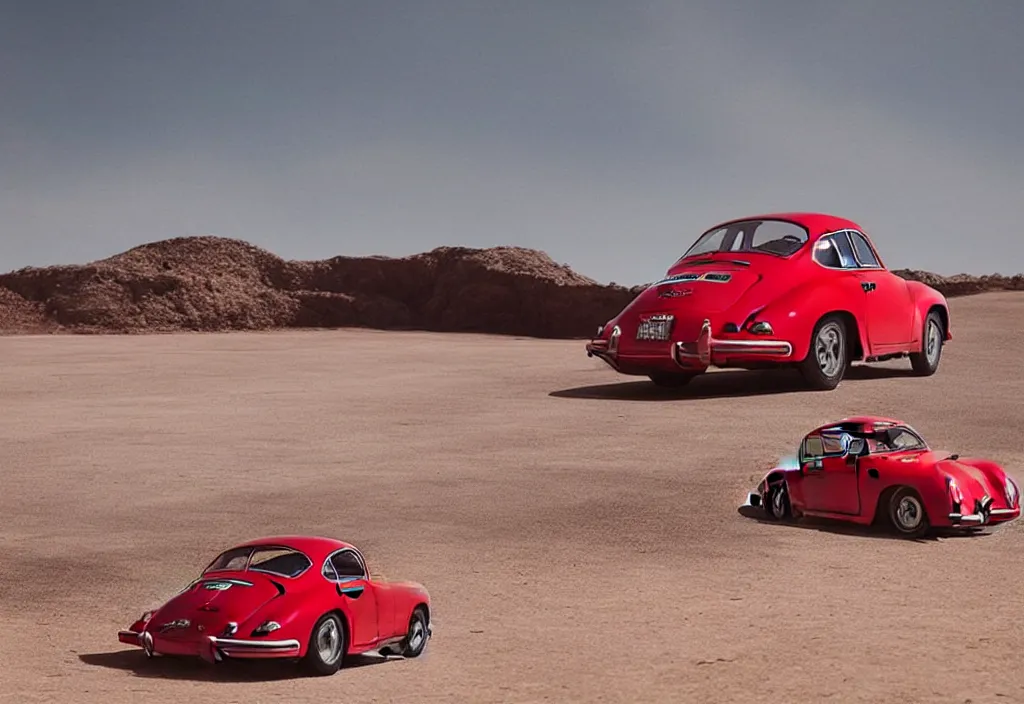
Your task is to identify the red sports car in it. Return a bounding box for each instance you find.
[586,212,951,390]
[117,535,432,675]
[742,416,1021,538]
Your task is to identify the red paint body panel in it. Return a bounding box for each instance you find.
[746,416,1021,534]
[117,536,430,663]
[586,212,951,379]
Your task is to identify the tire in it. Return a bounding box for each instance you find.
[887,487,930,538]
[798,315,848,390]
[302,613,346,676]
[648,372,695,388]
[400,607,429,658]
[763,481,791,521]
[909,310,944,376]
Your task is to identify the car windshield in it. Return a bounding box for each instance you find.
[203,546,312,578]
[680,219,809,260]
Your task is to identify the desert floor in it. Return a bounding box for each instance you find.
[2,292,1024,704]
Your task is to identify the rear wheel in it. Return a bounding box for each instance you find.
[648,372,695,388]
[909,310,944,376]
[887,487,930,538]
[798,315,848,390]
[302,613,346,676]
[400,607,429,658]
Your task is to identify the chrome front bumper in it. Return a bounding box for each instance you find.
[948,508,1018,526]
[948,494,1019,526]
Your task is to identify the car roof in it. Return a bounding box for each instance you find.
[810,416,907,434]
[228,535,358,561]
[710,212,865,238]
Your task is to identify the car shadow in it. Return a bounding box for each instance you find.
[736,504,991,543]
[550,364,916,402]
[77,650,390,681]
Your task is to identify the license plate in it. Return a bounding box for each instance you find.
[635,315,674,341]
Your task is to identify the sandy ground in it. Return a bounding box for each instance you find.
[2,291,1024,704]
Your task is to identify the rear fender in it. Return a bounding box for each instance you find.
[745,278,869,361]
[906,281,951,343]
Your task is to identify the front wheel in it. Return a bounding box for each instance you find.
[909,310,944,376]
[798,315,848,390]
[302,613,346,676]
[401,607,429,658]
[887,487,930,538]
[763,482,791,521]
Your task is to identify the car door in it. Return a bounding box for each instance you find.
[327,549,379,647]
[846,230,915,348]
[800,432,861,515]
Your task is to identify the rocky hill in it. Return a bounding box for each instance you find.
[0,237,1021,338]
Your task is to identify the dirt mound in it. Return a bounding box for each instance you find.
[0,237,634,337]
[892,269,1024,297]
[1,236,1020,337]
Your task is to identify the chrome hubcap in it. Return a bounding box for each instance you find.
[925,320,941,362]
[895,496,923,530]
[815,323,844,377]
[317,619,342,664]
[408,618,425,651]
[772,487,785,517]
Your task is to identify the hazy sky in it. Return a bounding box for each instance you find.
[3,1,1023,285]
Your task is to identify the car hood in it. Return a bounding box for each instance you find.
[936,459,1009,507]
[148,572,287,637]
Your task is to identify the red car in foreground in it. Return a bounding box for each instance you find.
[586,212,951,390]
[742,416,1020,538]
[117,536,432,675]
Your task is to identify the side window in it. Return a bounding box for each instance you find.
[814,233,859,269]
[329,551,366,581]
[848,231,881,267]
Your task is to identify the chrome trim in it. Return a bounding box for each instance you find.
[672,319,794,367]
[210,636,301,650]
[608,325,621,354]
[812,229,886,272]
[321,547,368,585]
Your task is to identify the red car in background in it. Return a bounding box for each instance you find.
[117,535,431,676]
[742,416,1021,538]
[586,212,951,390]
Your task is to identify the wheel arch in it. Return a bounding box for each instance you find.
[321,608,351,655]
[871,483,928,525]
[821,309,865,361]
[906,280,952,342]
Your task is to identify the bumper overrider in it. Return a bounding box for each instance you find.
[586,318,794,371]
[948,495,1020,527]
[118,628,301,662]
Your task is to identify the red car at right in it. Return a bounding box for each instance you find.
[742,416,1021,538]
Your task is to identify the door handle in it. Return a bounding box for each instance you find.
[861,281,876,293]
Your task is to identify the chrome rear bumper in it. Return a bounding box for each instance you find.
[586,319,793,371]
[672,319,793,367]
